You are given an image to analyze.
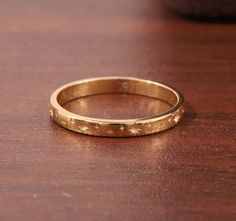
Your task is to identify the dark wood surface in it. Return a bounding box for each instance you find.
[0,0,236,220]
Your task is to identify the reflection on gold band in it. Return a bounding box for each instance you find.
[50,77,184,137]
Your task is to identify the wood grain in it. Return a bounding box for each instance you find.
[0,0,236,221]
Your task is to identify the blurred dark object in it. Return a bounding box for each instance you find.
[164,0,236,18]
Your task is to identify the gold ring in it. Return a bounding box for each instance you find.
[50,77,184,137]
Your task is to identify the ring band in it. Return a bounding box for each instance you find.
[50,77,184,137]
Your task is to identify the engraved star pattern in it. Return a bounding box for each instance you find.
[79,126,89,132]
[50,110,54,117]
[174,115,181,123]
[120,125,125,131]
[129,128,141,135]
[107,129,114,135]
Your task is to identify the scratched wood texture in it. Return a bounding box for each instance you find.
[0,0,236,221]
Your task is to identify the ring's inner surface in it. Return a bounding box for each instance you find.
[57,78,178,106]
[64,94,172,119]
[56,78,179,119]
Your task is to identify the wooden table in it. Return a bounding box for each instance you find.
[0,0,236,220]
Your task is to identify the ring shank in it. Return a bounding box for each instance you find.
[50,77,184,137]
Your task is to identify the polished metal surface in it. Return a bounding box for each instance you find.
[50,77,184,137]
